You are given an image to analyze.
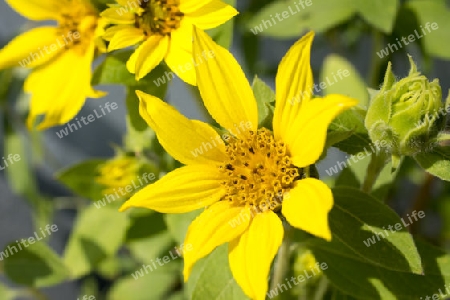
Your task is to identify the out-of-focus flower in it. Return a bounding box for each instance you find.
[101,0,237,85]
[96,156,140,197]
[0,0,107,129]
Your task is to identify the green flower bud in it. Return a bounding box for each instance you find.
[365,56,445,168]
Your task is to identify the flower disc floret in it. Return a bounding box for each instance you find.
[138,0,184,36]
[219,128,300,213]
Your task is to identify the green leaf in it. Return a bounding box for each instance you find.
[356,0,399,33]
[407,0,450,59]
[324,130,354,152]
[96,256,121,280]
[311,239,450,299]
[3,242,70,287]
[331,289,358,300]
[4,123,53,230]
[327,108,371,155]
[126,211,174,264]
[92,50,137,86]
[251,76,275,126]
[130,64,169,131]
[187,244,248,300]
[414,146,450,181]
[307,187,423,275]
[320,55,369,109]
[333,152,399,201]
[164,210,201,245]
[125,89,148,132]
[167,292,187,300]
[0,282,18,300]
[92,50,168,133]
[247,0,355,37]
[108,262,180,300]
[63,205,129,278]
[57,159,107,201]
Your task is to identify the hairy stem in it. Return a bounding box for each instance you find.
[362,152,388,193]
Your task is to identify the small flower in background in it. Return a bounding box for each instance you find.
[365,56,449,169]
[101,0,238,85]
[0,0,107,130]
[119,27,357,300]
[96,155,140,197]
[293,250,323,280]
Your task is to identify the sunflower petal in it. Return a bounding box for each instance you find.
[193,27,258,136]
[229,211,283,300]
[183,202,251,280]
[103,25,132,41]
[100,7,135,24]
[187,0,238,29]
[108,27,144,51]
[285,95,357,168]
[0,27,62,69]
[5,0,61,20]
[273,31,314,142]
[135,36,168,80]
[136,90,228,165]
[165,20,197,85]
[26,43,99,129]
[126,42,144,74]
[282,178,333,241]
[180,0,212,14]
[119,165,226,213]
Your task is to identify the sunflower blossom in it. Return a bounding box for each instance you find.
[0,0,106,130]
[119,28,357,300]
[101,0,237,85]
[96,156,140,196]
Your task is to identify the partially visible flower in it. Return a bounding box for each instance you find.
[0,0,107,129]
[96,156,140,196]
[119,27,356,300]
[365,56,446,168]
[293,250,323,280]
[101,0,237,85]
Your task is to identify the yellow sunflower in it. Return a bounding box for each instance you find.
[119,28,357,300]
[101,0,237,85]
[96,156,140,196]
[0,0,106,130]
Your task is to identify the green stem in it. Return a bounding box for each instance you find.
[361,152,387,193]
[313,276,329,300]
[404,173,434,234]
[270,224,292,293]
